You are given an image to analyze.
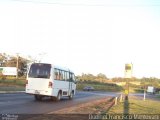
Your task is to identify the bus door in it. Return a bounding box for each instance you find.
[68,72,73,95]
[69,72,76,95]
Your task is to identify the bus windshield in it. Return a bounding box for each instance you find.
[28,63,51,79]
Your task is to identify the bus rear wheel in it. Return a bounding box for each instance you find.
[34,95,42,101]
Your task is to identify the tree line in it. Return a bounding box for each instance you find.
[76,74,160,88]
[1,53,160,88]
[76,73,108,83]
[0,53,30,77]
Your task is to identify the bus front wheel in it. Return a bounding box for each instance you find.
[56,92,62,101]
[69,91,74,100]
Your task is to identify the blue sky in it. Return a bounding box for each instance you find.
[0,0,160,78]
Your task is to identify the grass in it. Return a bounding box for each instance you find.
[0,79,25,91]
[129,87,144,93]
[0,79,123,92]
[156,95,160,99]
[77,82,123,92]
[108,96,160,114]
[0,86,25,91]
[0,79,25,86]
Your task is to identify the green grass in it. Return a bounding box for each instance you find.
[128,87,144,93]
[0,79,25,91]
[108,96,160,114]
[156,95,160,99]
[0,79,123,92]
[0,79,25,86]
[77,82,123,92]
[0,86,25,91]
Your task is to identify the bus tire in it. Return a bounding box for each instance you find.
[51,96,57,101]
[34,95,42,101]
[56,92,61,101]
[69,91,74,100]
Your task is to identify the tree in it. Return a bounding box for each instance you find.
[0,53,8,66]
[0,53,30,77]
[18,57,29,76]
[96,73,107,79]
[95,73,108,82]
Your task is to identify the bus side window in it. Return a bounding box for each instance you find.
[59,70,64,80]
[54,69,58,80]
[72,74,75,82]
[57,69,61,80]
[70,73,75,82]
[64,71,67,81]
[62,71,65,81]
[59,70,61,80]
[66,72,70,81]
[64,71,66,81]
[54,69,60,80]
[69,72,73,82]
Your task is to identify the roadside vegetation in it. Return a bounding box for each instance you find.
[50,95,160,114]
[0,86,25,91]
[1,75,160,93]
[77,81,123,92]
[53,97,114,114]
[76,74,160,93]
[108,96,160,114]
[0,53,160,93]
[0,53,30,77]
[0,78,25,91]
[0,77,25,86]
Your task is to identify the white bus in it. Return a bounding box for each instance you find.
[25,63,76,101]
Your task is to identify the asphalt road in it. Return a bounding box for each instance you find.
[0,91,119,114]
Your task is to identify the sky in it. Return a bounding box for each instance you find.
[0,0,160,78]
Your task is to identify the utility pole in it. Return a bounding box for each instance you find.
[124,63,133,100]
[125,78,129,100]
[143,78,146,101]
[16,54,19,79]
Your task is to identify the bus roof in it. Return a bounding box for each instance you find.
[30,63,74,73]
[53,65,74,73]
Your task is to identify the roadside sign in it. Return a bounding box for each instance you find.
[124,63,133,78]
[125,90,129,94]
[0,67,17,76]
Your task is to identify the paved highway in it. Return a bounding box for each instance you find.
[0,91,119,114]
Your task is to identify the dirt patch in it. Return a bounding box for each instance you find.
[21,97,115,120]
[19,97,114,120]
[51,97,114,114]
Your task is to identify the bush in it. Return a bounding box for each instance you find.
[77,81,123,92]
[0,75,6,80]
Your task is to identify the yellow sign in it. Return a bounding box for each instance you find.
[125,90,129,94]
[124,63,133,78]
